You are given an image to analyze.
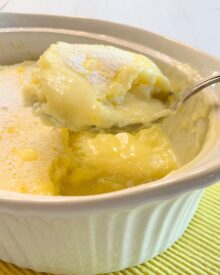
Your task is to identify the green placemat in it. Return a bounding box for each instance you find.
[0,183,220,275]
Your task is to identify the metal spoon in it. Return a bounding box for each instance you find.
[101,73,220,133]
[170,73,220,111]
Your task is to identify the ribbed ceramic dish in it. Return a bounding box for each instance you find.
[0,13,220,275]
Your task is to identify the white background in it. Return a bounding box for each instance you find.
[2,0,220,58]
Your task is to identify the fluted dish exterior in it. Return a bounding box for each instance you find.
[0,190,202,274]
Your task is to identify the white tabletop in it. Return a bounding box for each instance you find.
[2,0,220,58]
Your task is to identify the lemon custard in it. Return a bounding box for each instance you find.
[50,126,177,195]
[0,43,211,195]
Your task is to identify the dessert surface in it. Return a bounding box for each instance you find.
[0,63,62,195]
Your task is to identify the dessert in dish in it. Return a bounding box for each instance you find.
[0,43,212,195]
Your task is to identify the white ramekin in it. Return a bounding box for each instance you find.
[0,13,220,275]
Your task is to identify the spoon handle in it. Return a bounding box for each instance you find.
[172,73,220,110]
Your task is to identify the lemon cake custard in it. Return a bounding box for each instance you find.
[0,43,212,196]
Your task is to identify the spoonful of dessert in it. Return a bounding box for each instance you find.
[23,42,220,132]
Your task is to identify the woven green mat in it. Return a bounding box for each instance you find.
[1,183,220,275]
